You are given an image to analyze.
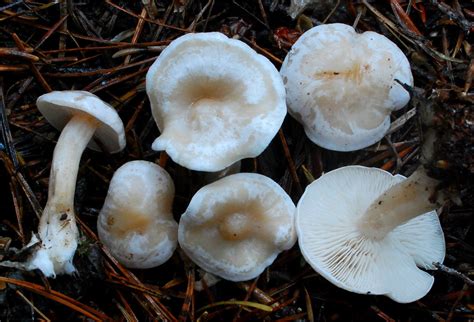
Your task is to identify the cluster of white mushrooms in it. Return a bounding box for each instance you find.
[3,23,446,304]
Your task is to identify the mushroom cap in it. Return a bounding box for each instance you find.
[97,160,178,269]
[178,173,296,281]
[296,166,445,303]
[280,23,413,151]
[146,32,287,172]
[37,90,125,153]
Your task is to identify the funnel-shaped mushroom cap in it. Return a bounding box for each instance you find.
[146,32,287,172]
[98,161,177,269]
[37,90,125,153]
[280,23,413,151]
[296,166,445,303]
[178,173,296,281]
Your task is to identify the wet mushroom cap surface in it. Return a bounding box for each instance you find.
[280,23,413,151]
[296,166,445,303]
[178,173,296,281]
[146,32,286,172]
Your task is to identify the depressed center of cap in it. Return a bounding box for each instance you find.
[146,32,286,172]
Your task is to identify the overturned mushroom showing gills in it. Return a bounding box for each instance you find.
[280,23,413,151]
[146,32,286,172]
[179,173,296,281]
[98,161,178,268]
[27,91,125,277]
[296,166,445,303]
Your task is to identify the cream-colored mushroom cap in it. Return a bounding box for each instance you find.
[98,161,178,269]
[146,32,287,171]
[178,173,297,281]
[37,90,125,153]
[296,166,445,303]
[280,23,413,151]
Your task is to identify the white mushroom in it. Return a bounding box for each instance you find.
[296,166,445,303]
[97,161,177,268]
[280,23,413,151]
[146,32,286,172]
[178,173,296,282]
[26,91,125,277]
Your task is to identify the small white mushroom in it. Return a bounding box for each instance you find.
[296,166,445,303]
[178,173,296,282]
[28,91,125,277]
[146,32,286,172]
[280,23,413,151]
[97,161,177,269]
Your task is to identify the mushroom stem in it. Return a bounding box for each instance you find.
[47,114,98,208]
[357,167,443,240]
[31,113,99,276]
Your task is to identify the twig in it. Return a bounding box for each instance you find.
[322,0,340,24]
[256,0,270,28]
[35,14,69,49]
[232,0,268,29]
[11,33,52,92]
[447,284,469,322]
[243,37,283,65]
[0,1,58,22]
[362,0,467,64]
[278,129,303,195]
[0,48,38,61]
[9,180,25,244]
[233,278,259,321]
[384,136,402,172]
[188,0,214,31]
[386,107,417,135]
[124,8,147,65]
[105,0,189,32]
[15,290,51,321]
[179,266,195,321]
[432,0,474,33]
[370,305,396,322]
[0,276,112,321]
[464,58,473,95]
[0,79,19,169]
[303,288,314,322]
[434,262,474,286]
[115,290,140,322]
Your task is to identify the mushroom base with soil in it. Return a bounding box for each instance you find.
[23,114,97,277]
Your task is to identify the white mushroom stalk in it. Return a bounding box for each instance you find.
[32,114,99,276]
[46,114,98,208]
[358,167,443,239]
[296,166,445,303]
[20,91,125,277]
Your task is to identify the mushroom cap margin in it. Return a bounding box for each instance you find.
[37,90,125,153]
[146,32,287,171]
[280,23,414,152]
[178,172,297,281]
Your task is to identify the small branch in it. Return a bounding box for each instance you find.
[434,262,474,286]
